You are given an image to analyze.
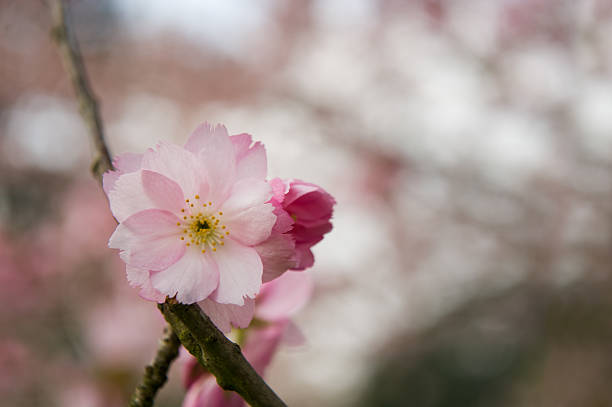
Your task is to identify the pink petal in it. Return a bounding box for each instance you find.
[293,243,315,270]
[126,266,166,302]
[256,234,297,283]
[242,323,287,375]
[198,298,255,333]
[222,179,272,215]
[114,152,143,173]
[210,239,262,305]
[222,203,276,246]
[292,222,333,244]
[183,375,244,407]
[182,349,206,389]
[283,182,320,206]
[109,209,185,271]
[235,141,267,181]
[184,122,214,154]
[221,179,276,246]
[256,271,313,321]
[286,191,336,222]
[102,171,120,195]
[126,265,149,287]
[141,141,204,199]
[194,125,236,205]
[141,170,185,214]
[269,178,289,203]
[103,152,144,194]
[282,321,306,347]
[151,249,219,304]
[271,204,293,234]
[230,133,253,157]
[108,171,155,222]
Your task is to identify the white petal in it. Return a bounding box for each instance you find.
[108,171,154,222]
[151,249,219,304]
[210,239,262,305]
[141,142,204,199]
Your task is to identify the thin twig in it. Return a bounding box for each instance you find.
[129,325,181,407]
[50,0,113,182]
[50,1,288,406]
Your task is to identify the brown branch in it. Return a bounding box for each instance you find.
[50,1,287,406]
[50,0,113,183]
[129,324,181,407]
[159,301,287,407]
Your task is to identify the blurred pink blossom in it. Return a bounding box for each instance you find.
[0,339,31,393]
[85,292,166,368]
[0,230,44,311]
[183,271,312,407]
[58,181,116,263]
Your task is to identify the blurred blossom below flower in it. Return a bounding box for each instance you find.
[183,271,313,407]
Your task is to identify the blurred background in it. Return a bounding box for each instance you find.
[2,0,612,406]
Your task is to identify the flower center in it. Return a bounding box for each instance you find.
[177,196,230,253]
[195,219,210,232]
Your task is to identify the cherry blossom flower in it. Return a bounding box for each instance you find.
[270,178,335,270]
[183,271,313,407]
[196,179,333,333]
[105,123,276,305]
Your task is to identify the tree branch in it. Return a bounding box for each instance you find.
[159,301,287,407]
[129,325,181,407]
[50,0,113,182]
[50,1,287,406]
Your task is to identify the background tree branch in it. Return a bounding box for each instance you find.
[49,0,113,182]
[129,325,181,407]
[50,0,287,406]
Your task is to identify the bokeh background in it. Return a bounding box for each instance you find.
[2,0,612,406]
